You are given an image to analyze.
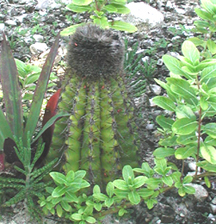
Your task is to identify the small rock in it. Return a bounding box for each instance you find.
[208,213,216,222]
[24,37,33,44]
[15,14,28,23]
[33,34,44,42]
[210,204,216,214]
[122,2,164,32]
[157,58,163,66]
[149,97,156,107]
[212,197,216,205]
[187,183,208,202]
[161,215,175,223]
[175,7,186,15]
[142,56,150,63]
[150,84,161,95]
[0,23,5,32]
[188,161,197,171]
[165,1,174,11]
[5,20,17,27]
[30,43,48,55]
[146,124,154,130]
[0,14,5,20]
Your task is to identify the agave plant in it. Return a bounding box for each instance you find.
[0,33,68,171]
[47,24,139,189]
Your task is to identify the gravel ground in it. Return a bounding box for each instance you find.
[0,0,216,223]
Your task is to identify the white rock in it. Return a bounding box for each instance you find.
[30,43,48,55]
[210,204,216,214]
[15,14,28,23]
[186,183,208,202]
[150,84,161,95]
[122,2,164,32]
[212,197,216,205]
[36,0,61,10]
[0,23,5,32]
[33,34,44,42]
[5,20,17,26]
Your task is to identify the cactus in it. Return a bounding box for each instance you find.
[47,25,139,188]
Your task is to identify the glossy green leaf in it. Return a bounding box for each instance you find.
[86,216,96,223]
[25,73,40,85]
[106,182,114,197]
[50,172,66,185]
[172,118,198,135]
[110,0,127,4]
[182,41,200,65]
[153,96,176,111]
[162,176,173,187]
[72,0,92,6]
[67,3,91,12]
[52,186,66,197]
[162,55,185,75]
[202,123,216,138]
[201,0,216,15]
[60,23,85,36]
[146,198,157,209]
[128,191,140,205]
[176,105,196,119]
[207,39,216,54]
[183,185,195,194]
[61,201,72,211]
[156,115,174,130]
[146,178,161,189]
[200,144,216,164]
[200,96,209,110]
[105,198,114,207]
[104,4,117,13]
[138,188,154,198]
[109,20,137,33]
[201,65,216,82]
[122,165,134,183]
[112,4,130,14]
[195,8,213,20]
[23,33,60,144]
[153,147,175,158]
[71,213,82,221]
[197,161,216,172]
[74,170,86,179]
[176,134,197,145]
[188,37,206,47]
[204,176,211,188]
[175,146,196,159]
[113,180,128,190]
[133,176,147,188]
[168,78,198,105]
[56,204,63,217]
[0,34,23,137]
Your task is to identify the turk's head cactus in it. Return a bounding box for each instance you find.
[47,24,139,189]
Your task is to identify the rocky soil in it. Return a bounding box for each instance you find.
[0,0,216,223]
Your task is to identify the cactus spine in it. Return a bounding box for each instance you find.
[48,25,139,188]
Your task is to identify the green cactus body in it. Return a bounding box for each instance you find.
[48,25,139,188]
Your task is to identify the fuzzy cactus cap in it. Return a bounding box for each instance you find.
[67,24,125,80]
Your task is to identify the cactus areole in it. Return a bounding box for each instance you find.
[49,24,139,188]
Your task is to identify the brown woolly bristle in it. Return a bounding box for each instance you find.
[67,24,125,81]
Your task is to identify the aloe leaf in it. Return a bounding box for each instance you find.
[0,34,23,138]
[32,112,70,144]
[23,33,60,144]
[0,110,13,150]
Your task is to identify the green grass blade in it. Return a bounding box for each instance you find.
[0,34,23,138]
[23,33,60,144]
